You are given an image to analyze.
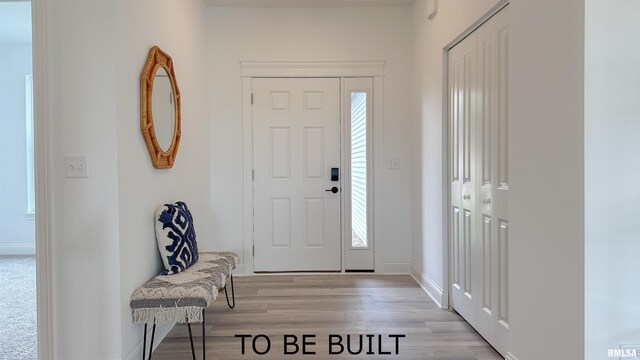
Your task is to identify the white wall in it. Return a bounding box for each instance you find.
[48,0,210,358]
[49,0,122,357]
[410,0,501,306]
[208,6,413,273]
[585,1,640,358]
[0,42,35,255]
[114,1,210,359]
[509,0,584,359]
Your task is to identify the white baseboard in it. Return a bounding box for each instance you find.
[236,263,412,275]
[505,353,518,360]
[383,262,411,274]
[411,267,447,309]
[0,244,36,255]
[124,322,175,360]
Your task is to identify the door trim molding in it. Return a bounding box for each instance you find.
[240,61,385,78]
[241,76,253,276]
[32,0,53,358]
[241,61,385,275]
[443,0,509,51]
[441,0,509,311]
[343,78,374,271]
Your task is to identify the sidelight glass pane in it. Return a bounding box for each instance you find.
[351,92,367,247]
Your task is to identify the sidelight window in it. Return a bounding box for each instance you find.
[351,92,367,248]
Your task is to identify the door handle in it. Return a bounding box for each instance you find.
[325,186,339,194]
[463,194,471,200]
[482,198,492,205]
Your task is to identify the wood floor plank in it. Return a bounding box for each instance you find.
[152,275,501,360]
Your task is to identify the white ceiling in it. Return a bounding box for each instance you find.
[0,1,31,43]
[205,0,415,7]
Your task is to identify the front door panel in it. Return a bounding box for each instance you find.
[253,78,341,272]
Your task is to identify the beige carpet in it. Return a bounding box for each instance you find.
[0,256,36,360]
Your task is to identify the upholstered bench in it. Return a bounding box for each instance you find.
[131,201,238,359]
[130,251,239,360]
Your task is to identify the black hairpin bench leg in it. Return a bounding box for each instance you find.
[187,309,206,360]
[225,274,235,309]
[188,322,196,360]
[143,320,157,360]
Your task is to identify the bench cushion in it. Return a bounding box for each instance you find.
[130,251,239,324]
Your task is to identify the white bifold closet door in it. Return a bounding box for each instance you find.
[449,6,509,356]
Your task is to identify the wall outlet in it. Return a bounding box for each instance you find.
[65,155,88,178]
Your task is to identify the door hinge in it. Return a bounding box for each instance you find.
[252,169,255,181]
[252,245,255,257]
[251,93,254,105]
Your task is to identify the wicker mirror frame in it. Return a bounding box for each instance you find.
[141,46,181,169]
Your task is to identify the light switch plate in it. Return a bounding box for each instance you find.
[388,158,400,170]
[65,155,88,178]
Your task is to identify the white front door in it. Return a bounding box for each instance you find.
[253,78,342,272]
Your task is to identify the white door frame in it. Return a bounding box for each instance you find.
[343,78,375,271]
[32,0,53,358]
[442,0,509,310]
[240,61,385,275]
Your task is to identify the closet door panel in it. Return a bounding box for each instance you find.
[475,10,497,344]
[448,32,477,325]
[448,5,509,357]
[476,6,511,355]
[493,8,510,354]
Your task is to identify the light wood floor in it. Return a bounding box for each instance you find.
[153,275,502,360]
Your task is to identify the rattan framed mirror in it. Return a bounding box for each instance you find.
[141,46,181,169]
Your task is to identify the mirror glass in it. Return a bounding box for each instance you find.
[152,67,176,152]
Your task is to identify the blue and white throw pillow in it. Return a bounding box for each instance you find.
[155,201,199,275]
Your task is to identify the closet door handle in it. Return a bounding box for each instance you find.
[482,198,492,205]
[463,194,471,200]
